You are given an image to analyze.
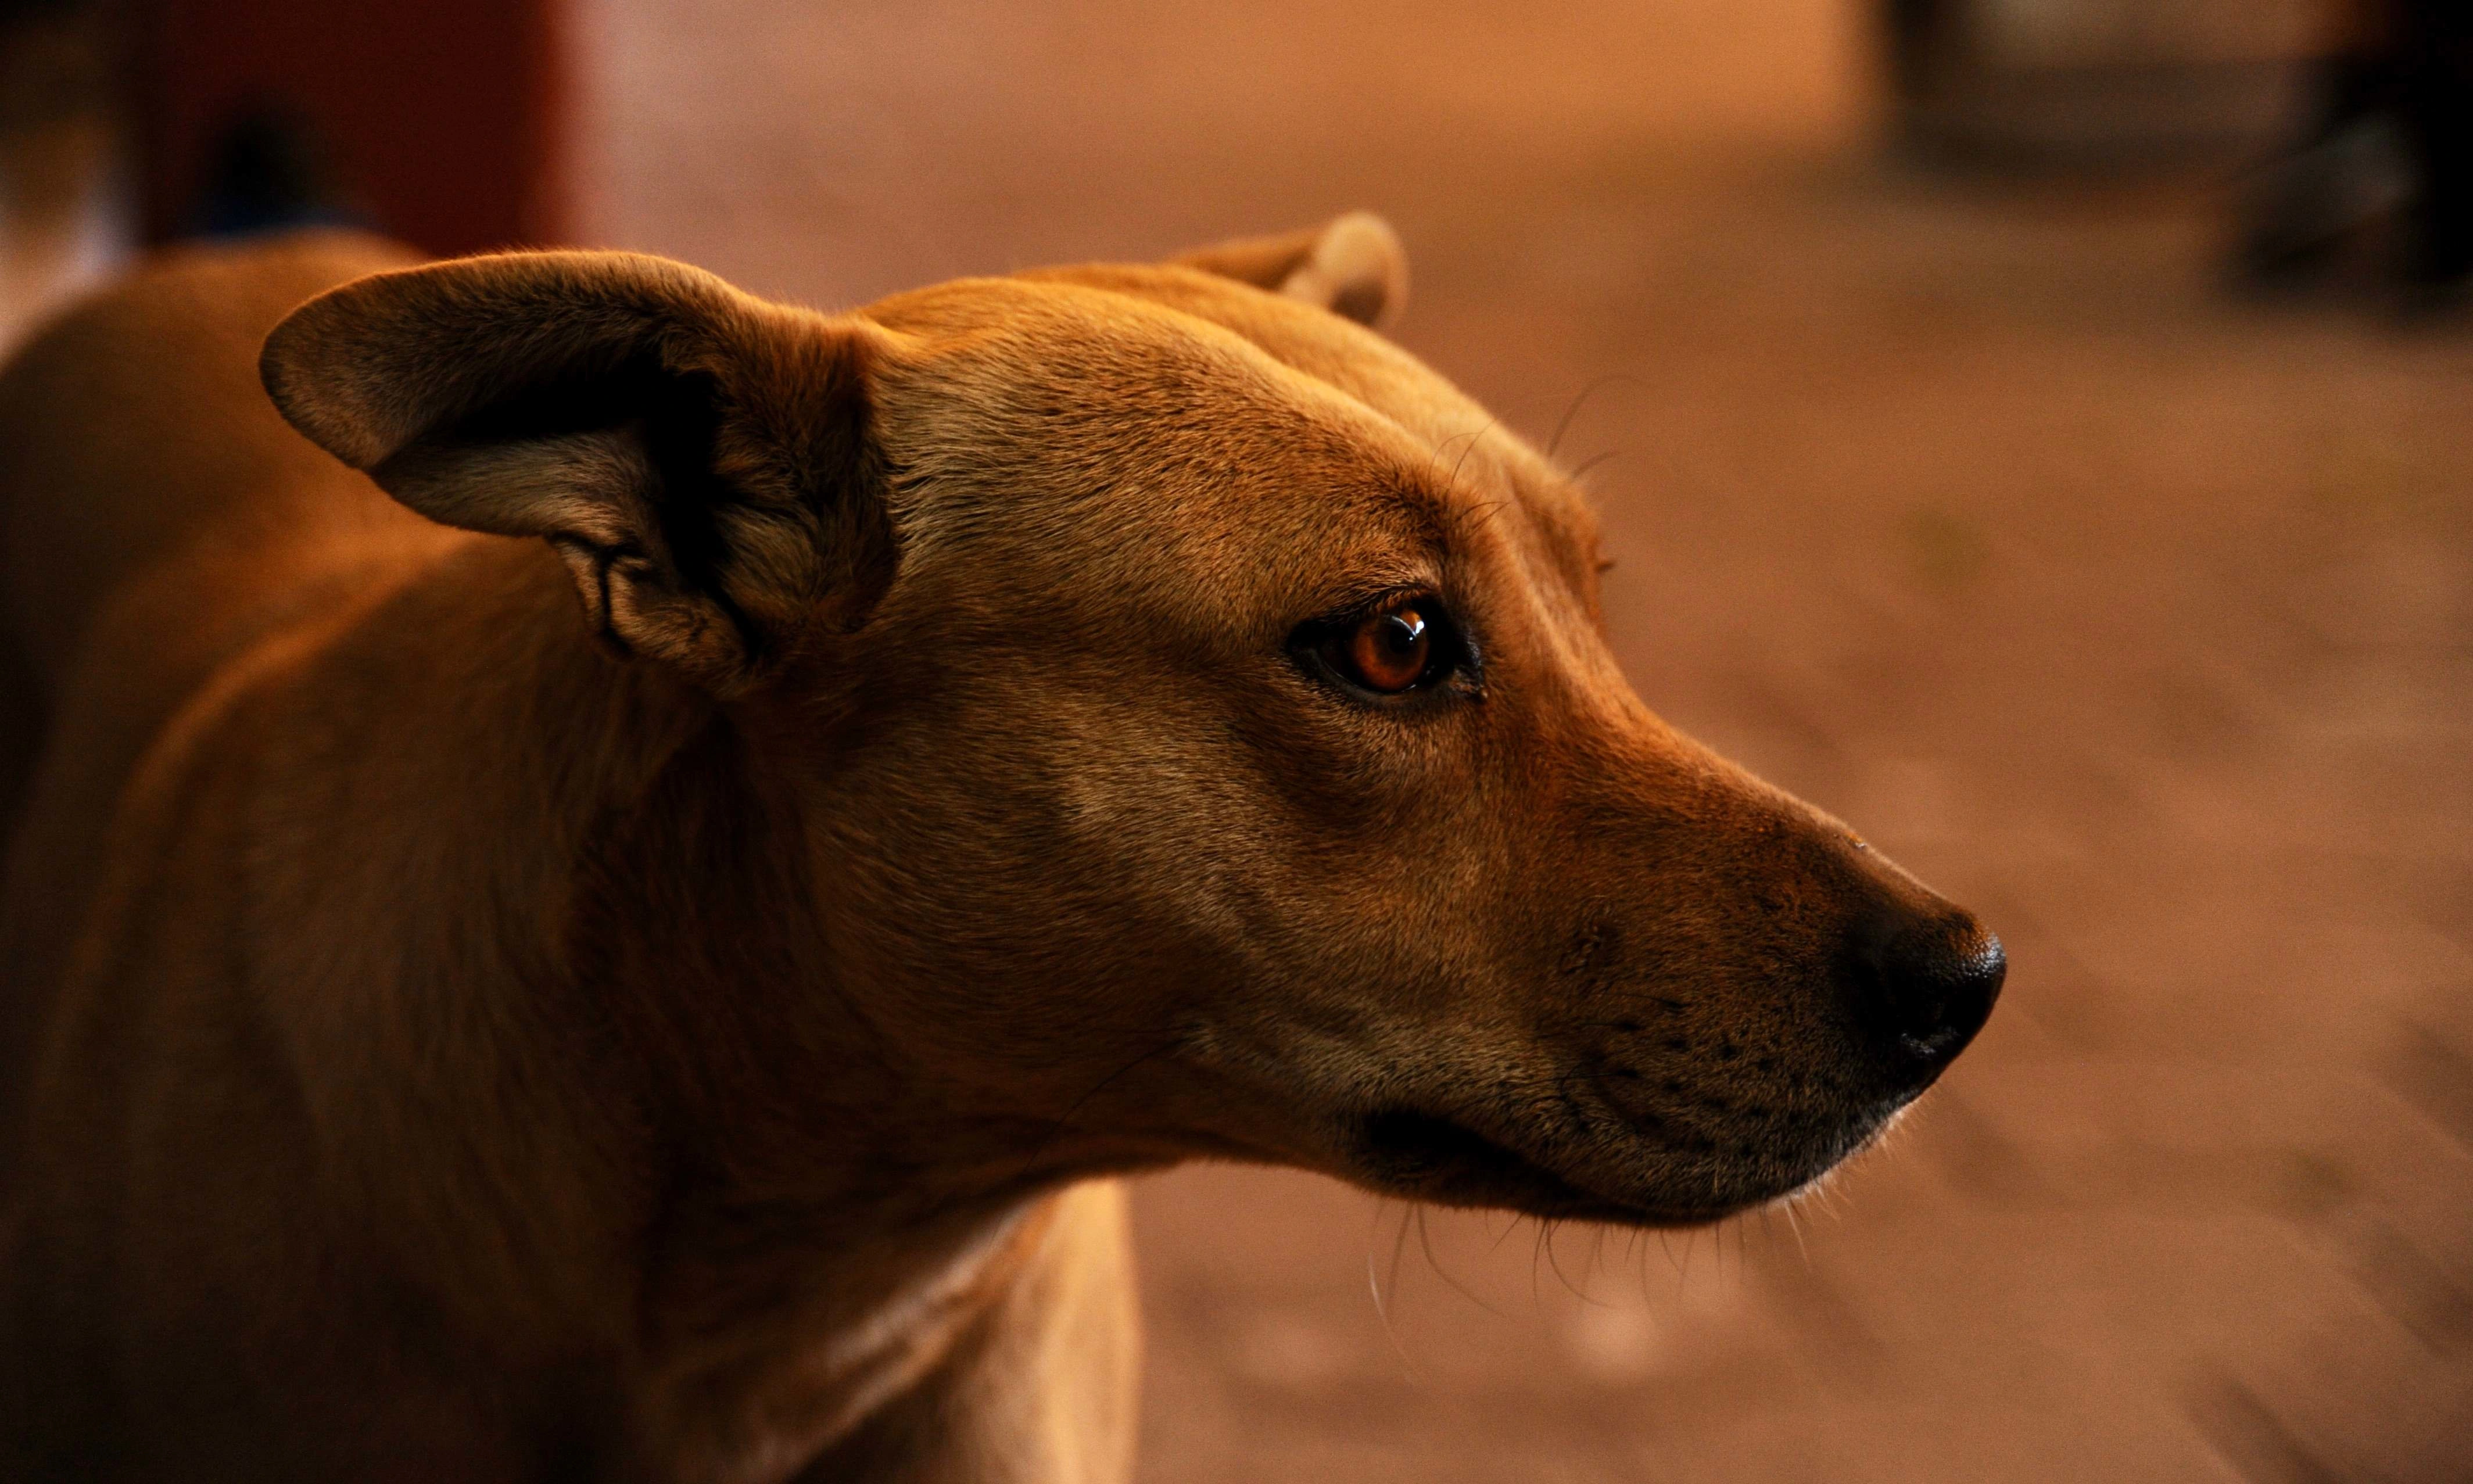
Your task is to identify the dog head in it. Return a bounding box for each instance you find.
[263,216,1999,1227]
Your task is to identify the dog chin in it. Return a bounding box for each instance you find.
[1350,1107,1741,1227]
[1347,1101,1908,1228]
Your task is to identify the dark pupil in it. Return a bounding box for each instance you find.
[1380,612,1424,657]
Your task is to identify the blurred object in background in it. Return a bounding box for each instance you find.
[2233,0,2473,307]
[134,0,571,254]
[1885,0,2319,167]
[0,0,127,346]
[181,101,362,241]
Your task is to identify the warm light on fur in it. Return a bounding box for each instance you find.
[0,218,1995,1481]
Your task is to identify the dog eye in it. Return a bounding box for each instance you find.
[1320,596,1456,695]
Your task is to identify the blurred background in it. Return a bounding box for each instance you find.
[3,1,2470,1478]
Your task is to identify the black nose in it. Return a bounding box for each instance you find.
[1850,908,2005,1078]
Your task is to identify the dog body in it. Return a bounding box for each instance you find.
[0,234,1141,1481]
[0,223,1998,1481]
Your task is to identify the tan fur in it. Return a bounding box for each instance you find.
[0,217,1997,1481]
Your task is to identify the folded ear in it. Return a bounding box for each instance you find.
[1173,212,1408,331]
[261,250,895,690]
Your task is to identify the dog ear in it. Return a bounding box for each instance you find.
[261,250,895,691]
[1173,212,1408,331]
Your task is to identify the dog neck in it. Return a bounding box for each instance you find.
[281,537,1070,1474]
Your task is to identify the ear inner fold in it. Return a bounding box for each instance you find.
[261,250,892,690]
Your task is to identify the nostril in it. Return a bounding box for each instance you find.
[1851,911,2005,1071]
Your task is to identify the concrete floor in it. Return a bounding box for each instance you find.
[571,3,2473,1479]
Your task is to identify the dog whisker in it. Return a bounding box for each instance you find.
[1567,449,1623,486]
[1545,372,1642,460]
[1384,1200,1415,1322]
[1779,1196,1812,1267]
[1365,1200,1420,1380]
[1540,1220,1598,1307]
[1442,415,1501,494]
[1417,1205,1501,1317]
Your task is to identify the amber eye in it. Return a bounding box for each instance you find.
[1313,597,1453,696]
[1292,592,1470,701]
[1346,604,1430,691]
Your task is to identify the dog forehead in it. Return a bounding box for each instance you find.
[858,275,1601,586]
[999,268,1608,579]
[989,264,1507,461]
[865,281,1438,542]
[865,276,1417,453]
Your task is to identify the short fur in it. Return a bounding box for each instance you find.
[0,218,1996,1481]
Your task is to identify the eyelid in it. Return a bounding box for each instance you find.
[1321,580,1442,627]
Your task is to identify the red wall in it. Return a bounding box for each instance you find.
[137,0,569,256]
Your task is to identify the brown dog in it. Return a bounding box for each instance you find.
[0,216,2001,1482]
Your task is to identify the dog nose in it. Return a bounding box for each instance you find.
[1850,906,2005,1078]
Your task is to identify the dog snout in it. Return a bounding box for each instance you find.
[1848,903,2005,1082]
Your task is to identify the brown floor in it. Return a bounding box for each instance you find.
[572,3,2473,1479]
